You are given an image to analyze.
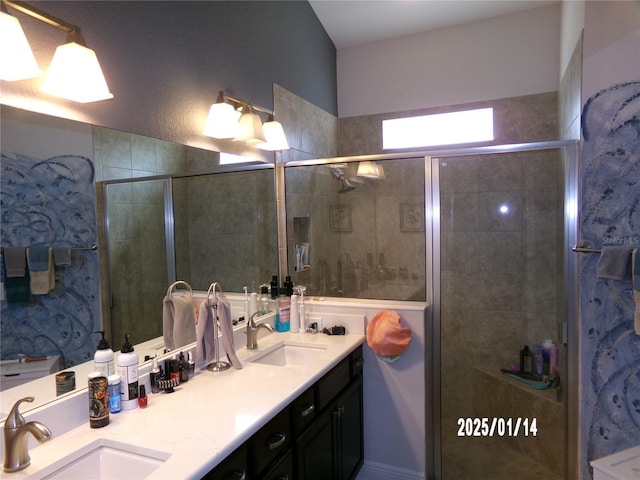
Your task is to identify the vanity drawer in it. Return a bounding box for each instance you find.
[316,353,351,412]
[249,407,291,476]
[291,386,316,436]
[203,443,247,480]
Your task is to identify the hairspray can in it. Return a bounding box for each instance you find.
[88,372,110,428]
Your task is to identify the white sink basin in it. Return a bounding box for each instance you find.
[248,341,329,367]
[31,439,170,479]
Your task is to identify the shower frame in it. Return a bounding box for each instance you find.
[283,139,580,480]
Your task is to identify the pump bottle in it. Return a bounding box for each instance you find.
[94,331,115,376]
[118,334,139,410]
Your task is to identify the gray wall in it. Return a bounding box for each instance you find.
[2,1,336,151]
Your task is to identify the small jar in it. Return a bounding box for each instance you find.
[108,374,122,414]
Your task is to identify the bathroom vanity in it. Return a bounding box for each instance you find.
[2,323,365,479]
[208,345,364,479]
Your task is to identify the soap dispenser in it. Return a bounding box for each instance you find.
[118,334,139,410]
[94,331,115,376]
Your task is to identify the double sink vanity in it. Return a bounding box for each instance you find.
[1,309,366,479]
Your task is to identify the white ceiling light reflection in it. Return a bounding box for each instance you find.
[498,204,510,215]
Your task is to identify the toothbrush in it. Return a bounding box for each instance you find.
[243,286,250,322]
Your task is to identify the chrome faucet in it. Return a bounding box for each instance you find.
[246,312,274,350]
[3,397,52,473]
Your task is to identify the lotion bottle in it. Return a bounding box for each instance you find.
[118,334,139,410]
[94,331,115,376]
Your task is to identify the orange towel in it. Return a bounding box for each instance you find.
[366,310,412,360]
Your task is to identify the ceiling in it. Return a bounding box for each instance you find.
[309,0,559,49]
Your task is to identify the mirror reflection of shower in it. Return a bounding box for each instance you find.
[331,166,356,193]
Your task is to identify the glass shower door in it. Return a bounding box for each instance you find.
[434,149,566,479]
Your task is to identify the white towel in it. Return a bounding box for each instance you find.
[163,293,196,351]
[27,247,54,295]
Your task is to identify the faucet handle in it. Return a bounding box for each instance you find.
[5,397,34,430]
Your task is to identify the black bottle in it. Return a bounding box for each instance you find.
[520,345,533,374]
[178,352,189,383]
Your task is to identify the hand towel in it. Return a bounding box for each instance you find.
[27,247,54,295]
[163,292,197,351]
[366,309,412,363]
[1,250,31,304]
[53,248,72,267]
[215,289,242,370]
[633,249,640,335]
[196,300,217,367]
[3,247,27,278]
[196,290,242,369]
[597,247,633,282]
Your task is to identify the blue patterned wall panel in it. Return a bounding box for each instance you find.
[580,81,640,475]
[1,154,100,368]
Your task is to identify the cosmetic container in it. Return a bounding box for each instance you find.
[88,372,109,428]
[520,345,532,374]
[533,345,543,376]
[138,385,148,408]
[118,334,139,410]
[150,355,161,394]
[187,351,195,379]
[178,352,188,383]
[107,374,121,413]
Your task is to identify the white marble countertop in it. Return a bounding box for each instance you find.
[11,329,365,479]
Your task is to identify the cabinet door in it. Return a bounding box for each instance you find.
[337,374,363,480]
[203,444,248,480]
[262,449,293,480]
[295,406,337,480]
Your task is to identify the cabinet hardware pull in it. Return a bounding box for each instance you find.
[225,470,246,480]
[267,432,286,449]
[300,404,315,418]
[354,358,364,367]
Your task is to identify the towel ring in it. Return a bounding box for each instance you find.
[167,280,193,298]
[206,282,223,303]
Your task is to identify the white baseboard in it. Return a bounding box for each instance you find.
[356,461,425,480]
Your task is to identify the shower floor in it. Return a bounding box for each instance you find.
[441,418,563,480]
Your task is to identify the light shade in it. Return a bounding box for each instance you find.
[235,108,266,145]
[357,161,385,179]
[0,11,42,81]
[257,118,289,151]
[41,41,113,103]
[204,102,241,139]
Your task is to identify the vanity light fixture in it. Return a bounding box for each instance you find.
[257,115,289,151]
[0,6,41,81]
[357,161,385,179]
[1,0,113,103]
[204,90,289,151]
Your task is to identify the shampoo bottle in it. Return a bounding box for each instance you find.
[118,334,139,410]
[94,331,115,377]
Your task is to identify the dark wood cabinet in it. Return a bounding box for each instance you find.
[204,345,363,480]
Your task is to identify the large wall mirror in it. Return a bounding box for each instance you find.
[0,105,277,418]
[103,168,277,347]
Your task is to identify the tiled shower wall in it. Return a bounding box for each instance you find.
[94,129,277,346]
